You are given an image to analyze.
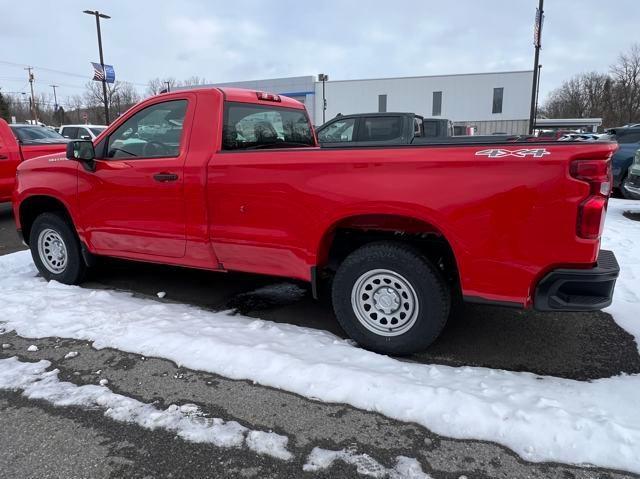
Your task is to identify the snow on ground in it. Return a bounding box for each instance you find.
[0,199,639,473]
[303,447,431,479]
[245,430,294,461]
[0,357,292,460]
[602,199,640,346]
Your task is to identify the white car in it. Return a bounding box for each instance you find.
[59,124,107,140]
[557,133,601,142]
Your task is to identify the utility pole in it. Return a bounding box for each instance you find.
[25,67,38,123]
[49,84,59,109]
[84,9,111,125]
[528,0,544,134]
[50,84,60,126]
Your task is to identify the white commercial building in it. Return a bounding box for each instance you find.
[209,70,534,135]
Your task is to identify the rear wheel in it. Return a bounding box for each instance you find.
[29,212,86,284]
[332,242,450,355]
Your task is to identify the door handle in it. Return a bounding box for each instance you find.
[0,155,8,160]
[153,173,179,182]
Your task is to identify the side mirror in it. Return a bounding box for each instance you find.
[66,140,96,171]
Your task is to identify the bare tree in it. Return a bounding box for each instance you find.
[542,44,640,128]
[111,82,141,117]
[146,77,178,97]
[84,81,141,123]
[610,43,640,124]
[68,95,85,123]
[180,76,208,87]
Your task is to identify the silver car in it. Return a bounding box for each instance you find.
[622,148,640,200]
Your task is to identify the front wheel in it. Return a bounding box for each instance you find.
[29,212,86,284]
[331,242,450,355]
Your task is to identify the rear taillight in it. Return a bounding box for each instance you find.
[570,159,611,240]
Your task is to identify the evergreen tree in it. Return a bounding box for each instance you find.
[0,91,10,122]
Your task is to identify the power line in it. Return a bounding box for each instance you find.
[0,59,148,87]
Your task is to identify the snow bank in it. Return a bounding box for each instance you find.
[0,199,639,473]
[0,357,292,460]
[602,200,640,347]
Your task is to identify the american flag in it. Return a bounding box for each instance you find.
[91,62,105,81]
[534,7,544,47]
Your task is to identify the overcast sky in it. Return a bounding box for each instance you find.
[1,0,638,107]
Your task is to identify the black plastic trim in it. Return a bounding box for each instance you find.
[310,266,319,299]
[462,295,524,309]
[534,250,619,312]
[16,228,26,246]
[80,242,97,267]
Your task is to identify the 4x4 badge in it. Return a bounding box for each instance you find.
[475,148,550,158]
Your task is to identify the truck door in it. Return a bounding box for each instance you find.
[77,98,192,258]
[0,121,21,201]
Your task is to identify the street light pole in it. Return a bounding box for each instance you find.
[533,64,542,130]
[318,73,328,124]
[528,0,544,134]
[84,9,111,125]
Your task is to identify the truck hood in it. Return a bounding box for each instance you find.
[17,150,71,171]
[21,138,72,145]
[20,141,69,161]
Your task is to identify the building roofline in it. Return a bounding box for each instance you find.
[535,118,603,125]
[321,70,534,84]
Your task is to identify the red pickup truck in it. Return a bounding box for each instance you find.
[0,119,69,202]
[12,88,620,354]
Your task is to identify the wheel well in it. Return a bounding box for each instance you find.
[317,215,460,293]
[19,196,73,246]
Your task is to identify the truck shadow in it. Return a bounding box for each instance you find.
[87,258,640,382]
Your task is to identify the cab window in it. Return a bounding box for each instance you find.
[105,100,187,159]
[318,118,356,143]
[61,127,79,139]
[222,102,314,150]
[360,116,403,141]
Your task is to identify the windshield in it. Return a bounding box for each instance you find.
[90,127,106,136]
[11,126,65,142]
[222,102,314,150]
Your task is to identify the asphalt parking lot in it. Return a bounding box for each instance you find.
[1,202,638,478]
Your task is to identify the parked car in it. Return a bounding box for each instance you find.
[0,120,69,202]
[622,148,640,200]
[59,124,107,140]
[605,126,640,198]
[12,87,619,355]
[9,123,67,144]
[558,133,601,141]
[316,113,453,146]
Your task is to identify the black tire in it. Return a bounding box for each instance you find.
[332,241,450,355]
[29,212,86,285]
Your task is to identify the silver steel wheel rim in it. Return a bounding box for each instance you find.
[351,268,419,337]
[37,228,68,274]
